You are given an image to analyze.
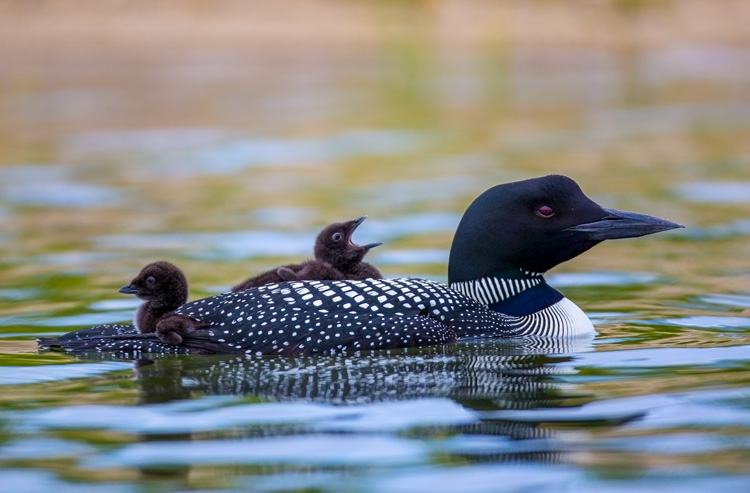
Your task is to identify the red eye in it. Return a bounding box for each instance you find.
[537,205,555,218]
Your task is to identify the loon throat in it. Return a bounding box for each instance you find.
[448,271,544,307]
[449,274,595,336]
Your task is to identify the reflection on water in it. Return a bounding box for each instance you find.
[132,338,592,405]
[4,338,748,490]
[5,339,597,476]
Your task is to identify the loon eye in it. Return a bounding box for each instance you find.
[146,276,156,285]
[332,232,343,241]
[536,205,555,218]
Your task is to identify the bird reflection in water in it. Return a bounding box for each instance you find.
[130,336,591,406]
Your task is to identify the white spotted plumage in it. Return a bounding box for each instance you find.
[169,278,496,355]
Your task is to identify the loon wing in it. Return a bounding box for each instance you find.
[37,323,137,350]
[38,314,458,356]
[171,278,505,354]
[57,323,137,340]
[183,311,459,356]
[39,328,237,355]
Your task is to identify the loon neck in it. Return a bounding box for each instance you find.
[449,272,564,317]
[449,273,595,336]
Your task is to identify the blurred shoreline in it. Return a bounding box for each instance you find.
[2,1,750,140]
[2,0,749,51]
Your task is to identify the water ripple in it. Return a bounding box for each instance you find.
[2,182,122,208]
[65,129,435,176]
[89,434,428,468]
[548,271,662,287]
[0,470,134,493]
[661,316,750,330]
[371,464,581,493]
[30,311,134,328]
[577,477,750,493]
[0,438,94,460]
[699,294,750,309]
[362,213,462,240]
[312,399,476,432]
[677,219,750,239]
[0,164,123,208]
[19,398,476,435]
[0,362,132,386]
[374,248,448,266]
[675,181,750,204]
[93,230,314,259]
[480,387,750,431]
[565,345,750,368]
[93,213,460,260]
[480,393,676,424]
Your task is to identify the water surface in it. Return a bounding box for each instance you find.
[1,3,749,491]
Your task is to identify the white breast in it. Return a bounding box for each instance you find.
[507,297,596,337]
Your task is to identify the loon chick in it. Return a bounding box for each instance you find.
[233,216,382,290]
[41,175,682,356]
[118,261,206,345]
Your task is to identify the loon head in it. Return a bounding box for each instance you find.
[448,174,683,283]
[118,261,189,308]
[314,216,382,271]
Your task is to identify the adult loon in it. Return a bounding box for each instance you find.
[232,216,382,291]
[38,175,682,356]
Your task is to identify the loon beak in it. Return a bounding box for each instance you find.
[564,208,684,241]
[350,215,382,250]
[353,216,368,228]
[118,284,138,295]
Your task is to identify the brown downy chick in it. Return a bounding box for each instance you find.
[233,216,382,290]
[119,261,206,345]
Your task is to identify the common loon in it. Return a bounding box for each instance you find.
[119,261,207,344]
[232,216,382,291]
[38,175,682,356]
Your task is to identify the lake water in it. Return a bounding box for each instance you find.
[0,3,749,491]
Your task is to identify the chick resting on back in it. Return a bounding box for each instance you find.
[233,217,381,291]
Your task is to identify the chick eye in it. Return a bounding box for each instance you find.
[332,233,343,241]
[536,205,555,218]
[146,276,156,285]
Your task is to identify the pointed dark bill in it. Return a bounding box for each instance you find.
[118,284,138,294]
[350,215,381,250]
[564,208,683,241]
[362,242,383,251]
[353,215,368,227]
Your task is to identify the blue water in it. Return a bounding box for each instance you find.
[2,336,749,491]
[1,131,749,491]
[1,130,749,490]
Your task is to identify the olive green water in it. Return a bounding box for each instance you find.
[0,2,749,491]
